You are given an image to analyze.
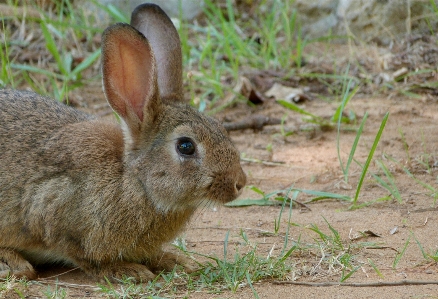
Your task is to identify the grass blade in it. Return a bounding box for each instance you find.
[282,189,297,251]
[385,154,438,203]
[323,217,343,250]
[351,112,389,207]
[277,100,321,119]
[225,198,278,207]
[10,64,64,80]
[40,22,67,75]
[298,189,351,201]
[246,272,259,299]
[368,258,384,278]
[342,112,368,183]
[71,49,101,77]
[91,0,129,23]
[374,160,402,202]
[223,231,230,262]
[393,237,410,269]
[411,231,429,260]
[340,265,361,282]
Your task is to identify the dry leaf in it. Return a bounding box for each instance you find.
[265,83,308,103]
[362,230,382,237]
[350,230,382,240]
[392,67,409,79]
[223,76,266,105]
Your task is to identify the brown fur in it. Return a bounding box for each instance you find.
[0,3,246,281]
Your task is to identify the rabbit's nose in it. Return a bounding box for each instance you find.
[234,169,247,195]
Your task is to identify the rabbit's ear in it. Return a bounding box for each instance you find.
[130,4,184,104]
[101,23,161,136]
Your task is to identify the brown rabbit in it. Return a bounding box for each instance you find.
[0,3,246,281]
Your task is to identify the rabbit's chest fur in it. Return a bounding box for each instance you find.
[0,91,194,264]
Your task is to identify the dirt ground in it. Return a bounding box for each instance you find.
[2,7,438,298]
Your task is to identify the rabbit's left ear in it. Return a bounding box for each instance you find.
[101,23,162,138]
[130,3,184,104]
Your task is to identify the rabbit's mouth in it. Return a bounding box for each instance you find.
[206,172,246,204]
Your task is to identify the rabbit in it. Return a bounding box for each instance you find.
[0,3,246,282]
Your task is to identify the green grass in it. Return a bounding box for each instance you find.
[179,0,356,112]
[411,231,438,263]
[0,277,32,299]
[1,0,104,100]
[371,159,403,203]
[226,186,351,207]
[335,76,363,184]
[305,218,382,283]
[350,112,390,209]
[42,282,68,299]
[386,154,438,205]
[393,237,410,269]
[192,238,295,293]
[367,258,384,279]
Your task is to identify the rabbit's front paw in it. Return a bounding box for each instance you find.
[96,262,156,282]
[0,248,36,279]
[149,251,197,274]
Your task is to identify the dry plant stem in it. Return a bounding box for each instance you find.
[273,280,438,287]
[223,115,282,131]
[0,4,42,19]
[240,157,286,166]
[36,267,80,279]
[409,207,438,213]
[35,280,100,292]
[293,199,311,211]
[191,226,288,237]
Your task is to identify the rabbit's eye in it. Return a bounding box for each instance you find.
[176,138,196,156]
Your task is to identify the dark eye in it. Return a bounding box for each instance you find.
[176,138,196,156]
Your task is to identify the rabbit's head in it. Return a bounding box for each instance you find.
[101,4,246,213]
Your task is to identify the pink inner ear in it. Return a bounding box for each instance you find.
[115,41,154,122]
[103,29,156,124]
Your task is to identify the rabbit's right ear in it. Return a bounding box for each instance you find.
[101,23,161,137]
[130,4,184,104]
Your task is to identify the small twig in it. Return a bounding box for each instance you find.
[35,280,100,291]
[34,267,102,291]
[191,226,272,235]
[409,207,438,213]
[223,115,282,131]
[292,199,312,211]
[187,240,241,245]
[37,267,80,280]
[364,246,398,252]
[240,157,286,166]
[272,280,438,287]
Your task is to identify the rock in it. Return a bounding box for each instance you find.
[92,0,204,22]
[294,0,436,45]
[294,0,339,39]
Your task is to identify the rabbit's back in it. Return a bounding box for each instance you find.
[1,89,92,143]
[1,89,93,187]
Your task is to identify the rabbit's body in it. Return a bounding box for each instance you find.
[0,3,246,281]
[1,90,196,277]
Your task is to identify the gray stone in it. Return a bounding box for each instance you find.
[295,0,436,44]
[83,0,204,23]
